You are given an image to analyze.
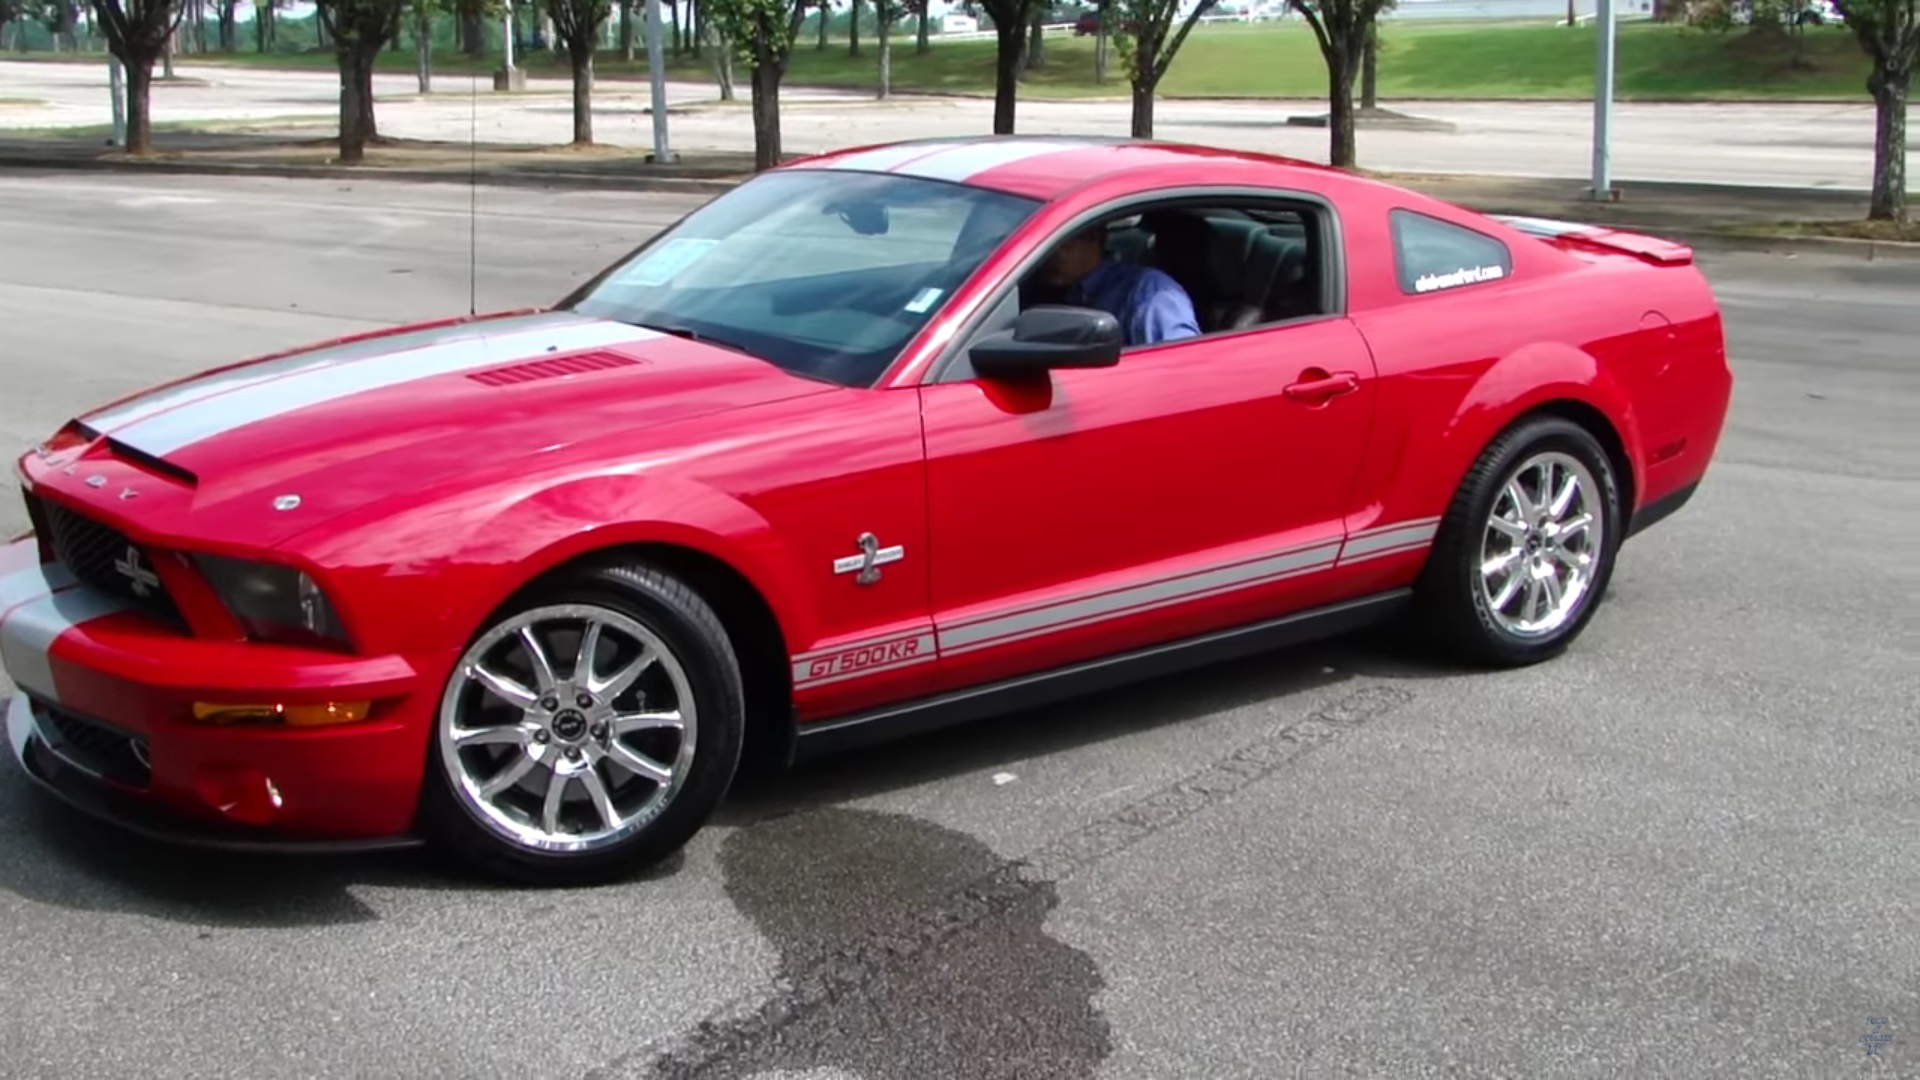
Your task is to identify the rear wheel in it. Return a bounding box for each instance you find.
[1418,416,1623,667]
[420,561,744,885]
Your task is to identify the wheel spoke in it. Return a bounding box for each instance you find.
[608,742,674,785]
[613,710,684,736]
[1549,470,1581,517]
[1505,480,1537,522]
[1491,568,1525,610]
[452,723,530,749]
[593,648,657,700]
[1481,549,1524,580]
[580,766,622,831]
[1540,567,1565,613]
[479,751,537,800]
[1523,576,1547,623]
[519,626,557,694]
[469,664,537,708]
[1487,514,1527,540]
[542,770,570,834]
[1556,512,1593,544]
[576,619,604,684]
[1549,546,1590,574]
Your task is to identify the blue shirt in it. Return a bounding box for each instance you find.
[1067,260,1202,347]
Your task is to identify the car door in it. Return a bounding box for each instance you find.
[916,207,1380,694]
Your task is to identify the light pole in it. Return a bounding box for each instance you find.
[644,0,672,161]
[109,55,126,148]
[1590,0,1616,200]
[496,0,527,90]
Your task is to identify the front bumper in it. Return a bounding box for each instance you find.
[2,540,452,850]
[6,693,422,853]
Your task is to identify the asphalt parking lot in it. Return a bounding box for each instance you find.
[0,174,1915,1079]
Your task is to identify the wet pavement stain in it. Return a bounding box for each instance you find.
[645,807,1113,1080]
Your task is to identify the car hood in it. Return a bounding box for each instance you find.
[46,310,838,547]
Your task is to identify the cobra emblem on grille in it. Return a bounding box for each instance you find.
[113,545,161,598]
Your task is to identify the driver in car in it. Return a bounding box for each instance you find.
[1036,225,1201,348]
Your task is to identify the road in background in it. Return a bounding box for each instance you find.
[0,175,1915,1078]
[0,59,1891,191]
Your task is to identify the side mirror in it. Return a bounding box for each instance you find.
[970,305,1123,379]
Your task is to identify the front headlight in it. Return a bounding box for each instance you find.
[194,555,350,650]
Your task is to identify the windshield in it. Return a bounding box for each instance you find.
[565,169,1042,388]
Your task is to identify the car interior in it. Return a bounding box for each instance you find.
[1018,201,1332,335]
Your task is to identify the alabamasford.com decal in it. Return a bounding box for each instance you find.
[1414,264,1508,293]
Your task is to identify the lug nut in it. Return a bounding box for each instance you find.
[566,747,582,761]
[541,696,559,712]
[534,730,550,744]
[590,723,608,740]
[576,693,594,709]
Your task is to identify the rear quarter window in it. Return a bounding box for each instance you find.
[1390,209,1513,295]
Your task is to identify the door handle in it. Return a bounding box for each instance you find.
[1284,369,1360,401]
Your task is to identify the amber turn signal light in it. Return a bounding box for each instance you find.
[191,701,371,727]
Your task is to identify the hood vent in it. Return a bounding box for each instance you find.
[468,351,644,387]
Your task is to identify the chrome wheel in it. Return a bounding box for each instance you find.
[1478,450,1604,638]
[437,603,696,854]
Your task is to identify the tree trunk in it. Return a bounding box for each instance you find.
[571,45,593,143]
[338,47,378,164]
[416,4,432,93]
[462,11,482,54]
[219,0,236,50]
[123,56,154,154]
[1361,24,1377,110]
[710,30,733,99]
[622,1,634,60]
[1867,66,1908,221]
[993,22,1020,132]
[750,57,782,170]
[1326,44,1356,168]
[1130,76,1153,138]
[849,0,860,55]
[878,13,890,98]
[817,0,827,48]
[916,5,928,53]
[162,33,174,77]
[1023,8,1043,70]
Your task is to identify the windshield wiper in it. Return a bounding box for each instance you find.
[633,321,757,357]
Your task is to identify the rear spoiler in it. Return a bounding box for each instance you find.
[1486,214,1695,267]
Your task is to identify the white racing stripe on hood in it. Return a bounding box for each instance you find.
[100,314,660,459]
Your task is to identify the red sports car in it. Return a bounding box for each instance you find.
[1,137,1731,883]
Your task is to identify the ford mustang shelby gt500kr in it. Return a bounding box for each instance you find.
[1,137,1731,883]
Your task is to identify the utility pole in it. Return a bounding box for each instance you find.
[1590,0,1616,200]
[644,0,672,161]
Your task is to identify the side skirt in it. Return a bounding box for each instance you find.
[790,588,1412,763]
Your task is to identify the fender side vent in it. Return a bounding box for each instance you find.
[467,351,644,387]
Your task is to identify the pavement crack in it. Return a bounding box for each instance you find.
[588,682,1415,1080]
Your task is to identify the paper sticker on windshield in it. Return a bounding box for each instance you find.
[625,238,718,286]
[904,287,944,314]
[1413,264,1505,293]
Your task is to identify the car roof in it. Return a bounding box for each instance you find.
[781,135,1354,202]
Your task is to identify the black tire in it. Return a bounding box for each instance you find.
[1416,415,1624,668]
[418,559,745,886]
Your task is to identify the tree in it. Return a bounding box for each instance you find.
[85,0,185,153]
[1286,0,1395,168]
[1114,0,1214,138]
[703,7,736,98]
[875,0,902,97]
[707,0,807,169]
[315,0,406,164]
[978,0,1043,132]
[543,0,613,144]
[906,0,927,53]
[1832,0,1915,221]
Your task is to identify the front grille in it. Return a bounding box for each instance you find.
[25,493,185,628]
[33,698,152,789]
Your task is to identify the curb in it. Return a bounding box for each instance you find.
[4,151,1914,262]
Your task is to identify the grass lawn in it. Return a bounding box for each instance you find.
[17,21,1872,102]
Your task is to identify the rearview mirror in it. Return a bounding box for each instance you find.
[970,305,1123,379]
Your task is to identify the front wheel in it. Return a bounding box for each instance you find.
[419,561,745,885]
[1417,416,1623,667]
